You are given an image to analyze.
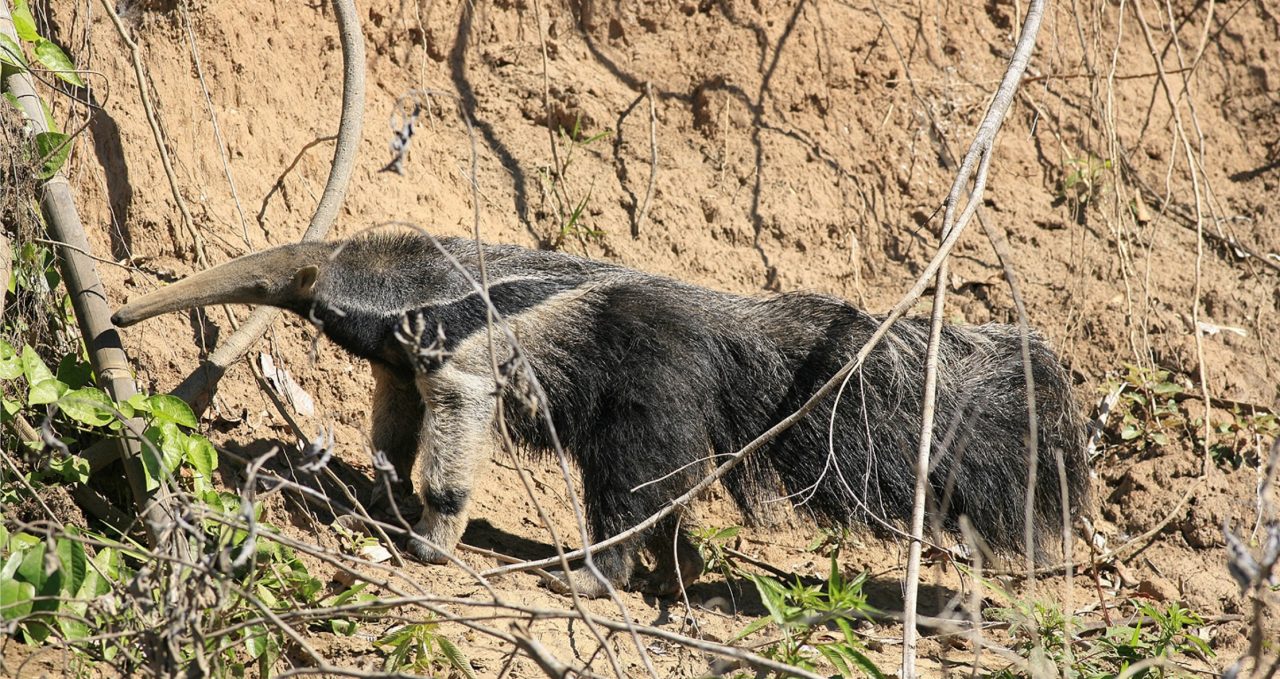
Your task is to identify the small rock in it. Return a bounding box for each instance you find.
[1137,576,1179,602]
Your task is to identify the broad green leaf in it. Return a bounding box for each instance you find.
[140,426,164,491]
[16,539,60,597]
[12,1,39,42]
[244,625,269,659]
[0,341,20,379]
[46,454,90,484]
[0,34,27,69]
[157,422,186,474]
[328,618,358,635]
[55,353,93,389]
[0,579,36,621]
[0,551,23,581]
[55,535,86,596]
[59,387,115,426]
[125,393,151,413]
[93,546,124,583]
[1151,380,1183,396]
[35,131,71,180]
[33,39,84,87]
[21,345,54,385]
[148,394,197,428]
[184,434,217,477]
[28,378,66,405]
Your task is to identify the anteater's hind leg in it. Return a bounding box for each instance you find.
[404,367,496,565]
[368,365,424,511]
[543,406,707,598]
[641,515,704,596]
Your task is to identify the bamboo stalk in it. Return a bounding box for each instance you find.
[0,1,159,542]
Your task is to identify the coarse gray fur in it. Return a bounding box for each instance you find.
[113,233,1091,597]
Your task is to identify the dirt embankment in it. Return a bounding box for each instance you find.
[14,0,1279,672]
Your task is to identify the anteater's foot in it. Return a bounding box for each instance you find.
[642,544,705,596]
[540,567,615,599]
[405,536,453,565]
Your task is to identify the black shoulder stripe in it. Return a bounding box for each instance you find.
[401,277,582,370]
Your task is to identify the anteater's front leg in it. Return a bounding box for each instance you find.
[369,364,424,509]
[404,369,496,564]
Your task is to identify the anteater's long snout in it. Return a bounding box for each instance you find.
[112,244,332,327]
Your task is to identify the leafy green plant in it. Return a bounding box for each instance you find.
[984,571,1213,679]
[1057,153,1113,222]
[806,526,856,557]
[1196,408,1277,470]
[537,114,611,248]
[733,552,883,678]
[1,0,84,180]
[377,618,477,677]
[691,524,744,581]
[1104,364,1187,455]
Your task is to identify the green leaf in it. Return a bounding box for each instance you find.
[34,131,71,180]
[59,387,116,426]
[54,532,86,591]
[46,454,90,484]
[1151,380,1183,396]
[1,551,24,582]
[817,645,851,676]
[29,378,66,406]
[0,579,36,621]
[56,353,94,389]
[750,574,789,625]
[140,427,163,491]
[733,615,774,641]
[244,625,269,659]
[0,341,20,379]
[155,422,185,475]
[436,635,476,679]
[17,539,60,598]
[0,34,27,69]
[148,394,197,428]
[12,1,40,42]
[21,345,54,385]
[184,434,217,477]
[33,39,84,87]
[125,393,151,414]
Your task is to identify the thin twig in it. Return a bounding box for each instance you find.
[632,81,658,238]
[99,0,207,265]
[897,0,1046,672]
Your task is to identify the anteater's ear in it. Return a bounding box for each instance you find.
[292,264,319,297]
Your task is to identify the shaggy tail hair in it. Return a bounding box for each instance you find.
[716,294,1089,554]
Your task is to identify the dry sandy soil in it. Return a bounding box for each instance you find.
[5,0,1280,674]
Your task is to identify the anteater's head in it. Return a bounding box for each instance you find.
[112,242,341,327]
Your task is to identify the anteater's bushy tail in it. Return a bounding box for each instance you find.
[715,293,1090,556]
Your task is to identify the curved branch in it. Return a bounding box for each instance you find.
[170,0,366,412]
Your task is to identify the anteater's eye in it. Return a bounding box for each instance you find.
[253,280,271,295]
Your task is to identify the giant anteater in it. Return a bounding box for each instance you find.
[113,233,1089,596]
